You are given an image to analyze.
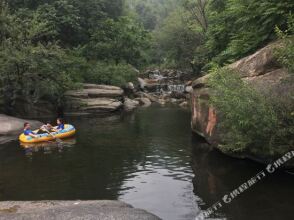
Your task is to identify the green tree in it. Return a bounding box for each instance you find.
[0,4,76,109]
[205,0,294,65]
[85,16,150,66]
[153,8,204,69]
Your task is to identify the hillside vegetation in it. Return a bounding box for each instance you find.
[0,0,293,111]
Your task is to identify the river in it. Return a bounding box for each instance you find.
[0,106,293,220]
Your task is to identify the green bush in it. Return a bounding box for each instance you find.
[208,68,279,153]
[275,14,294,74]
[205,0,294,66]
[84,62,138,87]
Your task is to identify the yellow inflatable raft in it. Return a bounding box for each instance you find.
[19,124,76,143]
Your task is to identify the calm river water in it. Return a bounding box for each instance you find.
[0,106,294,220]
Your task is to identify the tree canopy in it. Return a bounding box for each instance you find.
[0,0,293,109]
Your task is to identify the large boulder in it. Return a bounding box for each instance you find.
[0,115,42,136]
[0,115,42,144]
[191,42,291,157]
[65,85,124,99]
[65,84,124,115]
[135,97,152,107]
[0,201,161,220]
[124,98,140,111]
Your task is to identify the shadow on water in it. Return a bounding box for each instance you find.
[0,106,293,220]
[191,135,294,220]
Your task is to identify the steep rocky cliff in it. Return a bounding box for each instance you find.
[191,42,292,162]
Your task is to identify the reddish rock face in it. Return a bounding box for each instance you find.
[191,86,219,145]
[191,41,290,145]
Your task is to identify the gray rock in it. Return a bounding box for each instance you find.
[126,82,135,90]
[0,114,42,144]
[185,86,193,93]
[179,101,189,108]
[82,98,123,112]
[0,114,42,136]
[135,98,152,107]
[0,201,161,220]
[64,84,124,114]
[138,78,146,90]
[155,99,166,106]
[65,88,124,99]
[83,84,123,91]
[124,98,140,111]
[135,92,159,103]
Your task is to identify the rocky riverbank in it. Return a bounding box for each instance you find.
[0,115,42,144]
[64,69,193,115]
[190,42,293,166]
[0,68,194,144]
[0,201,161,220]
[134,69,193,107]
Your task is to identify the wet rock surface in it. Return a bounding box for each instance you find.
[0,201,161,220]
[0,114,42,144]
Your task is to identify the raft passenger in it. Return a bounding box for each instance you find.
[23,122,38,138]
[37,121,54,134]
[53,118,65,132]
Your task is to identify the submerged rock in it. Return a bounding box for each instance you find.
[0,201,161,220]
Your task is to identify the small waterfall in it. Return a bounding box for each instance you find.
[168,85,186,93]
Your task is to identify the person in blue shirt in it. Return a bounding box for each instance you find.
[53,118,65,132]
[23,122,38,138]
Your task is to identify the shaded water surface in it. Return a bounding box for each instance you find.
[0,106,293,220]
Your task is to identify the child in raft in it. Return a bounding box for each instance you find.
[37,121,54,134]
[24,118,65,137]
[39,118,65,133]
[23,122,38,138]
[53,118,65,132]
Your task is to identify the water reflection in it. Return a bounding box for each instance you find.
[0,107,293,220]
[191,136,294,220]
[20,138,76,157]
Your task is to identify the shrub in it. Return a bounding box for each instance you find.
[208,68,279,153]
[84,62,138,87]
[275,14,294,74]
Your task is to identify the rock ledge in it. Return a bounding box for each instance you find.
[0,201,161,220]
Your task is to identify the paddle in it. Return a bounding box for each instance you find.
[43,128,63,144]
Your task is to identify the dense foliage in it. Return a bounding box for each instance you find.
[0,0,293,113]
[208,68,293,155]
[275,14,294,74]
[208,68,278,153]
[0,0,148,108]
[126,0,294,71]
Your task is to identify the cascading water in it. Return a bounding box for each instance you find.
[146,70,187,94]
